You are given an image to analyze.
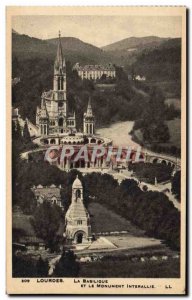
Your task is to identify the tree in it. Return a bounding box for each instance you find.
[31,202,63,251]
[135,87,171,145]
[171,171,181,201]
[36,256,49,277]
[18,188,37,214]
[120,178,141,196]
[13,254,37,277]
[54,250,79,277]
[23,121,31,142]
[142,121,170,144]
[13,254,49,277]
[142,185,148,192]
[128,162,173,184]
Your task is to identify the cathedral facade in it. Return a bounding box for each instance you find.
[35,32,94,141]
[65,176,91,244]
[27,32,113,169]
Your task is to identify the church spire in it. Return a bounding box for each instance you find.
[53,31,66,94]
[55,31,65,69]
[83,97,95,135]
[86,97,93,117]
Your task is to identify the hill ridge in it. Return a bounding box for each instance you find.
[102,36,170,52]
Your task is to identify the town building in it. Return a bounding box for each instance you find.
[135,75,146,81]
[73,63,116,80]
[65,176,91,244]
[32,184,63,208]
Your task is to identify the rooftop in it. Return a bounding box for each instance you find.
[73,63,115,72]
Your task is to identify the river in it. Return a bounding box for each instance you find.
[97,121,139,148]
[97,121,180,164]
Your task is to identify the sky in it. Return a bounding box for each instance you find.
[12,15,182,47]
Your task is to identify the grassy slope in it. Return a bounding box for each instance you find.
[13,202,145,239]
[88,202,144,236]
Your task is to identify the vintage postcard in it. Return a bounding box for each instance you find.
[7,6,186,295]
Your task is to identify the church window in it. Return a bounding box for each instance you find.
[76,189,81,199]
[50,120,55,126]
[90,138,96,144]
[50,139,56,144]
[90,124,92,134]
[44,125,46,135]
[86,124,89,134]
[60,78,63,90]
[77,220,82,225]
[59,118,63,127]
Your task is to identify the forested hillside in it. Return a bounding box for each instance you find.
[102,36,169,51]
[12,31,181,80]
[12,32,112,65]
[131,38,181,81]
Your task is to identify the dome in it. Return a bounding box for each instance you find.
[72,175,82,189]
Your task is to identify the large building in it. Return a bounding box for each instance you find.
[36,32,76,137]
[65,176,91,244]
[34,32,99,147]
[22,32,113,169]
[73,63,116,80]
[32,184,63,208]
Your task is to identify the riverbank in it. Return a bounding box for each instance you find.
[131,118,181,157]
[97,119,181,158]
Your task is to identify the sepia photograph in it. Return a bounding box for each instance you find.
[7,6,186,295]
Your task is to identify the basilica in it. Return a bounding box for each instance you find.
[23,32,113,169]
[35,32,96,145]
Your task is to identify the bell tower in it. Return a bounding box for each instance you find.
[36,31,77,138]
[53,31,67,114]
[65,176,91,245]
[83,97,95,135]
